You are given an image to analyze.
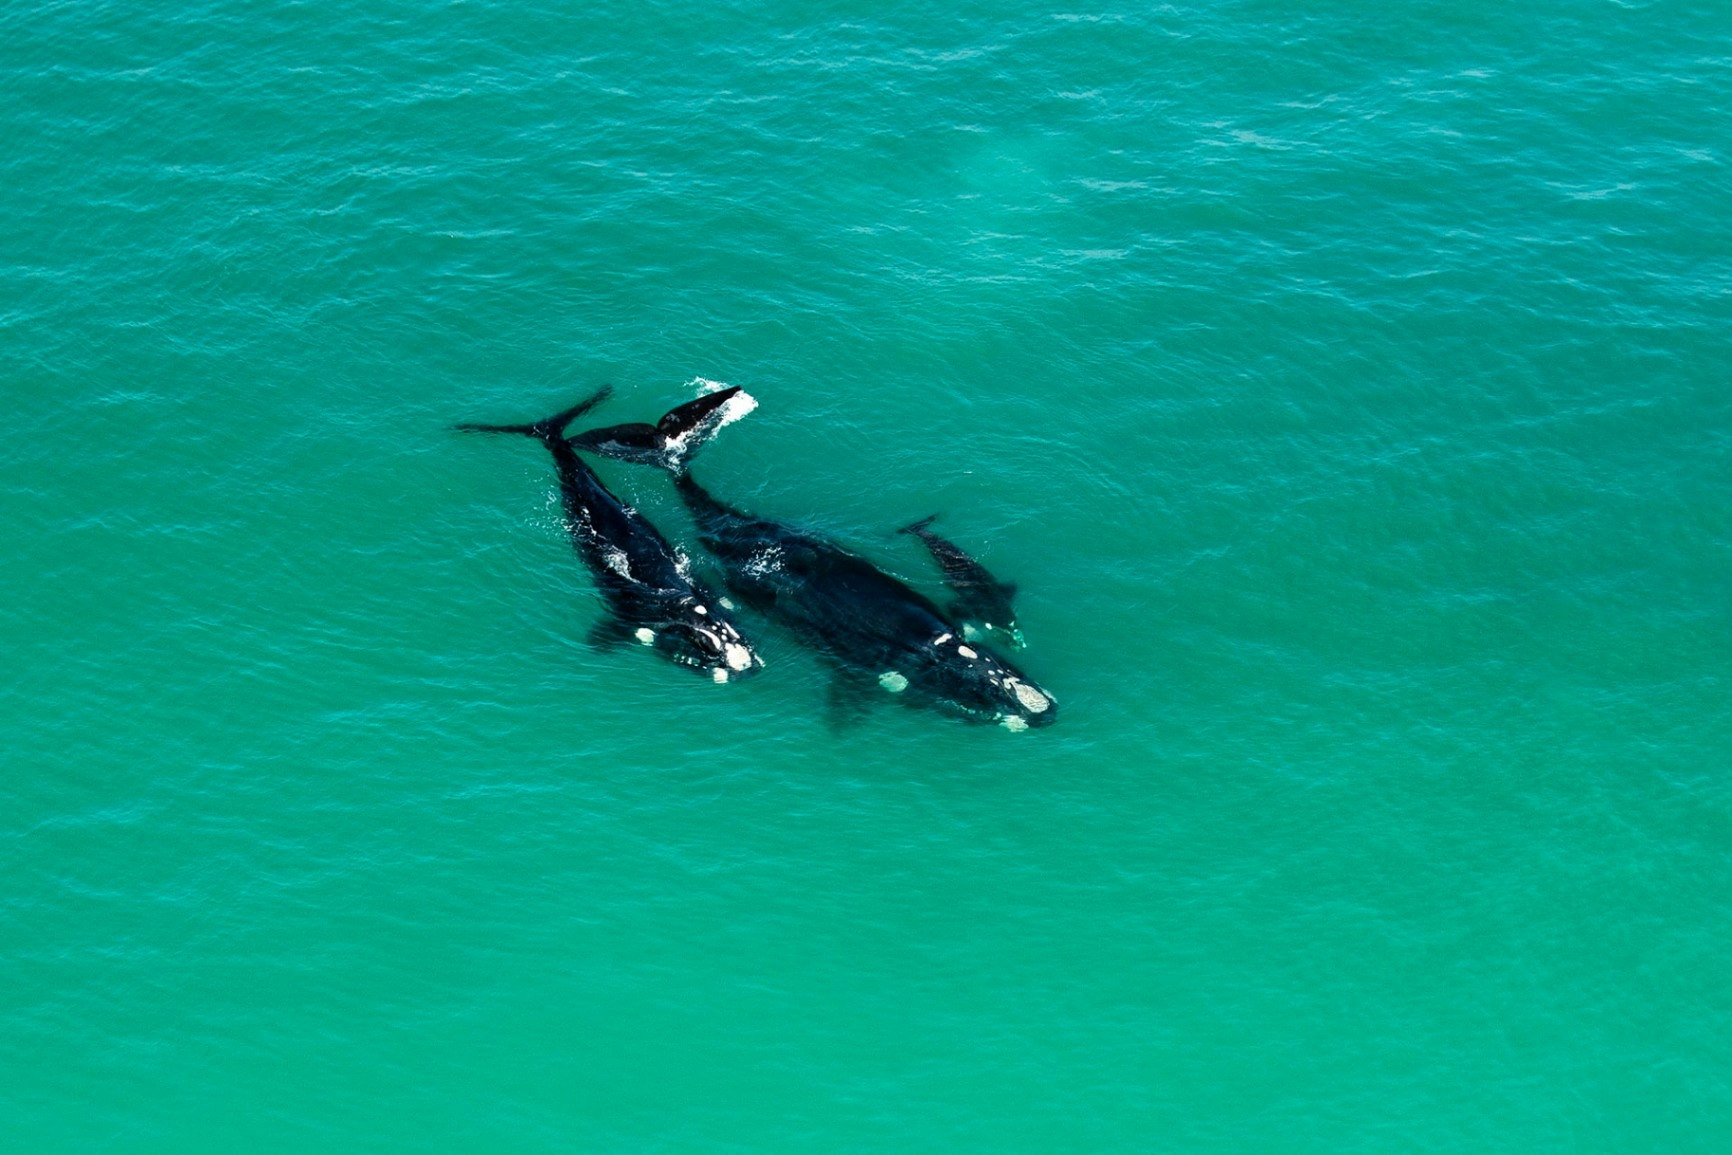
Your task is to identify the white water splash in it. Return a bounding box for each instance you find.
[686,376,759,429]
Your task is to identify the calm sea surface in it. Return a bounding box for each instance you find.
[4,2,1728,1150]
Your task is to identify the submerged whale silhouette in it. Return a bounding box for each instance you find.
[570,388,1057,729]
[899,513,1025,650]
[455,388,762,683]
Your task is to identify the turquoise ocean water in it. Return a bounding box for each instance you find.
[4,2,1729,1150]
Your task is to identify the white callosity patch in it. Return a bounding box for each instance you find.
[933,633,952,646]
[712,667,729,683]
[724,643,754,671]
[634,627,655,645]
[719,597,735,610]
[693,605,707,615]
[1010,680,1050,713]
[957,646,978,660]
[879,671,909,693]
[1002,716,1030,732]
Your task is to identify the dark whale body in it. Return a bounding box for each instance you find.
[571,389,1056,729]
[456,388,762,682]
[899,513,1025,650]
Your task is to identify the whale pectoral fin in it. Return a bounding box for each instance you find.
[585,616,635,651]
[569,386,754,474]
[825,672,875,735]
[567,422,665,465]
[656,386,742,438]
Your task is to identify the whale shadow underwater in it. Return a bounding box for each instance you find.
[570,388,1058,730]
[455,387,763,683]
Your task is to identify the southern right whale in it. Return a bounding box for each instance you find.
[570,388,1057,729]
[456,387,762,683]
[899,513,1026,650]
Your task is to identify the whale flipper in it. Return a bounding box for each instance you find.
[565,421,664,465]
[571,386,756,474]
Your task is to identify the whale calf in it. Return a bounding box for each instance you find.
[899,513,1025,650]
[456,388,762,682]
[572,389,1056,729]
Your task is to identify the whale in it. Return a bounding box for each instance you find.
[569,388,1057,729]
[899,513,1025,650]
[455,387,763,682]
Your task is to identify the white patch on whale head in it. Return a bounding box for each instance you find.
[725,642,753,671]
[719,597,735,610]
[1002,715,1030,733]
[957,645,978,660]
[933,633,953,646]
[879,670,909,693]
[712,667,729,683]
[1011,681,1050,713]
[634,627,655,645]
[693,604,707,615]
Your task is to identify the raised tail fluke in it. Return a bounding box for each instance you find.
[454,386,614,443]
[568,385,756,474]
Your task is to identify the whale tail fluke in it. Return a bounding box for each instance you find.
[454,386,614,444]
[569,385,756,475]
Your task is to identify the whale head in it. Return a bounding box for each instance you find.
[906,634,1057,728]
[643,597,764,682]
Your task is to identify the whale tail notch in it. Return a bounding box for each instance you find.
[569,385,756,475]
[454,386,614,445]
